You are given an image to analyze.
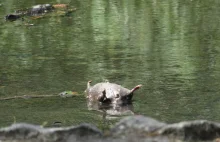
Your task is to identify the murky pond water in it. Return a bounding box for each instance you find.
[0,0,220,128]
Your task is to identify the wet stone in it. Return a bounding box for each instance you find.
[110,115,166,137]
[0,123,41,140]
[0,123,102,142]
[157,120,220,141]
[1,116,220,142]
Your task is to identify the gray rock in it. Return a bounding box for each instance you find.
[0,123,41,140]
[157,120,220,141]
[1,116,220,142]
[110,115,166,137]
[0,123,102,142]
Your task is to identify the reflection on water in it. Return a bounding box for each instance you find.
[0,0,220,128]
[87,100,134,120]
[87,100,135,127]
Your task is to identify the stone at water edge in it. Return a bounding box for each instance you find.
[1,115,220,141]
[110,115,166,137]
[0,123,102,141]
[157,120,220,141]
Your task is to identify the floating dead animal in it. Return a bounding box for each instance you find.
[5,4,76,21]
[5,4,53,21]
[26,4,54,16]
[85,81,142,105]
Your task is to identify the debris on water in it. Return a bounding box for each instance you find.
[53,4,68,8]
[52,121,62,127]
[24,23,34,26]
[59,91,78,98]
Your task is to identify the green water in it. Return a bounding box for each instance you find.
[0,0,220,128]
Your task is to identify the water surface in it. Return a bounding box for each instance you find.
[0,0,220,128]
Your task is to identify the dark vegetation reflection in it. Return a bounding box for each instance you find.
[0,0,220,128]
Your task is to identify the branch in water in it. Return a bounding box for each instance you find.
[0,95,58,101]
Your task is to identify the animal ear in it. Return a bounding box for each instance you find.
[102,89,106,96]
[130,84,142,93]
[87,80,92,89]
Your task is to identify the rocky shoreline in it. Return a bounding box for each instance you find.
[1,115,220,142]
